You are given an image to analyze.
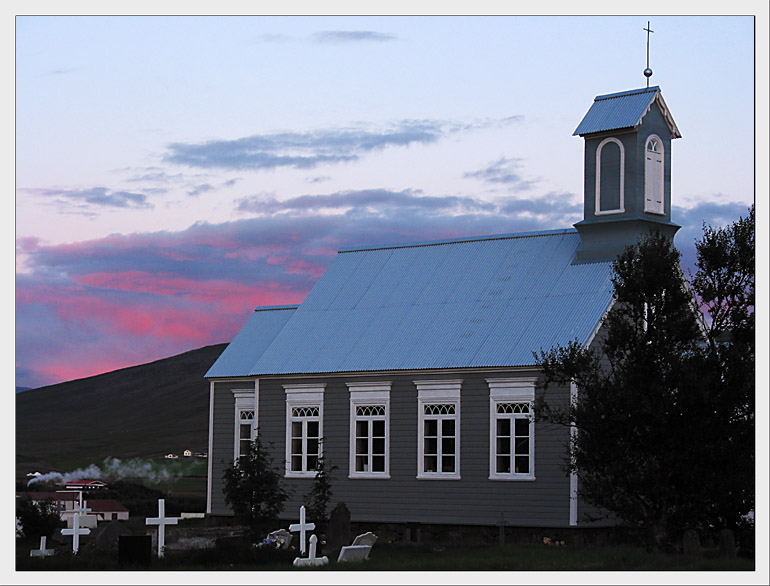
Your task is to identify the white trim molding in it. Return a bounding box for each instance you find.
[569,381,578,526]
[595,137,625,215]
[232,386,258,462]
[284,384,326,478]
[415,380,462,480]
[206,381,215,515]
[348,382,391,479]
[487,377,537,481]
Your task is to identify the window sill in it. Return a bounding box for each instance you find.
[595,208,625,216]
[417,474,462,480]
[348,473,390,480]
[285,472,317,479]
[488,474,536,481]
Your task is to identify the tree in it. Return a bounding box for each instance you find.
[304,449,336,534]
[222,435,291,537]
[535,211,755,550]
[16,497,63,539]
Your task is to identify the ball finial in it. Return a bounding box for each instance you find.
[644,67,653,78]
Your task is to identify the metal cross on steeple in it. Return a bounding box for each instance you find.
[643,21,654,87]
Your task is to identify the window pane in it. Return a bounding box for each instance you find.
[515,456,529,474]
[442,456,455,473]
[442,437,455,455]
[356,455,368,472]
[372,456,385,472]
[424,419,438,437]
[514,418,529,436]
[496,455,511,474]
[356,420,368,437]
[291,439,303,454]
[292,421,302,437]
[424,455,438,473]
[372,420,385,437]
[291,456,302,471]
[355,438,368,455]
[442,419,455,436]
[307,421,319,438]
[372,438,385,455]
[515,438,529,455]
[240,424,251,439]
[240,439,250,456]
[497,437,510,455]
[424,437,438,455]
[307,456,318,471]
[306,438,319,455]
[497,418,511,436]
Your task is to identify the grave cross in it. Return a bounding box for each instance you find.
[145,498,179,558]
[30,535,55,557]
[289,505,316,555]
[61,512,91,554]
[293,534,329,567]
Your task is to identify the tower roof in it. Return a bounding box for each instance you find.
[573,86,681,138]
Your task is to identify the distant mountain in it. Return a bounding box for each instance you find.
[16,344,227,478]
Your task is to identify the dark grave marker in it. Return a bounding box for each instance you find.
[118,535,152,568]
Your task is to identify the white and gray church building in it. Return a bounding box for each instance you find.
[204,83,681,530]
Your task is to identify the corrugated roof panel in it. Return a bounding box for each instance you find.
[248,229,615,375]
[573,87,659,136]
[205,306,297,378]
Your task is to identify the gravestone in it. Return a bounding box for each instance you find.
[682,529,701,557]
[266,528,293,550]
[337,544,372,563]
[119,535,152,568]
[93,520,133,552]
[718,529,737,559]
[293,534,329,567]
[326,502,351,554]
[352,531,378,547]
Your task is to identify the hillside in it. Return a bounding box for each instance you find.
[15,343,227,478]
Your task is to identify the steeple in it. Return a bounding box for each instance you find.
[572,86,681,262]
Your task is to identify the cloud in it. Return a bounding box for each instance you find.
[24,186,154,211]
[187,183,214,197]
[16,191,747,389]
[162,117,521,172]
[311,31,397,43]
[464,157,538,191]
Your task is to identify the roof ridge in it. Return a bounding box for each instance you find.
[338,228,578,254]
[253,305,300,312]
[595,86,659,100]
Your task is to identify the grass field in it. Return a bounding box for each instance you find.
[16,541,755,572]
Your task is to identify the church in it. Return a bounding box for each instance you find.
[204,83,681,530]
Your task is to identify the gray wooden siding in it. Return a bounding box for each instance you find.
[209,371,575,527]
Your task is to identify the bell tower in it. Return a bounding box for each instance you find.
[572,85,682,262]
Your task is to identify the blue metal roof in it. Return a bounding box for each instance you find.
[573,86,680,138]
[245,229,614,376]
[205,305,297,378]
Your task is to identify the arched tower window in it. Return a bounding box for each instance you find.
[644,135,664,214]
[595,137,625,214]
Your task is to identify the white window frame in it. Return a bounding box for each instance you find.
[644,134,665,215]
[595,137,625,215]
[488,378,537,481]
[232,387,257,462]
[348,382,391,479]
[284,384,325,478]
[415,380,462,480]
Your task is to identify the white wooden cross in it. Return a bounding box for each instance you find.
[289,505,315,555]
[30,535,55,557]
[61,512,91,554]
[145,498,179,558]
[293,534,329,567]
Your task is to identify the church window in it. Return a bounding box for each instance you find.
[348,382,391,478]
[283,384,325,478]
[488,378,536,480]
[232,389,257,461]
[595,137,625,214]
[644,135,665,214]
[415,380,462,479]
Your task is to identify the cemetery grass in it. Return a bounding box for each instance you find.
[17,542,754,572]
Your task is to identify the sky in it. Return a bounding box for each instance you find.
[12,12,764,390]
